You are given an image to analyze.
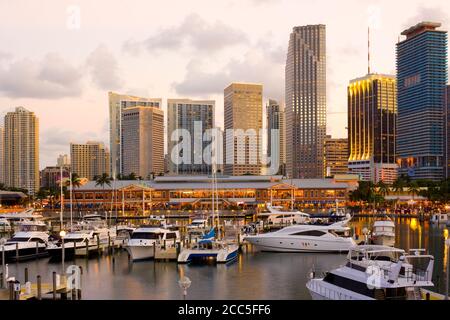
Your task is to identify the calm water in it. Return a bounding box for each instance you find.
[4,218,450,300]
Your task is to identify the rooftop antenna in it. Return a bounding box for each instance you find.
[368,26,371,74]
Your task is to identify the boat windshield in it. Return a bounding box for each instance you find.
[7,237,30,243]
[131,232,160,240]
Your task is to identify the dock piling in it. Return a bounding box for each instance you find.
[85,239,89,258]
[24,267,28,283]
[37,275,42,300]
[52,271,57,300]
[15,243,19,261]
[35,241,39,259]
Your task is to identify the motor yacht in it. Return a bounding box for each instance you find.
[177,228,239,264]
[0,220,49,261]
[370,217,395,247]
[126,226,180,261]
[259,203,310,226]
[431,210,448,224]
[306,245,435,300]
[244,223,356,253]
[47,229,101,260]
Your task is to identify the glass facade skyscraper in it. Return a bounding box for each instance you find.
[348,74,398,184]
[167,99,215,175]
[396,22,448,181]
[285,25,326,179]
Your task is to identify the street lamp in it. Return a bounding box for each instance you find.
[178,276,191,300]
[60,230,66,272]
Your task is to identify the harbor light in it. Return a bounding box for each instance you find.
[59,230,66,238]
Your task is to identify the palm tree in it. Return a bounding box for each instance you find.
[95,173,112,213]
[408,181,420,199]
[128,172,137,180]
[376,181,389,197]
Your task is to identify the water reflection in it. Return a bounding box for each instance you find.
[4,218,450,299]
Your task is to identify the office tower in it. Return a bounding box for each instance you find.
[266,99,286,175]
[0,126,3,184]
[167,99,215,175]
[224,83,263,176]
[397,22,448,181]
[324,136,348,177]
[285,24,327,179]
[108,92,161,177]
[70,141,110,180]
[348,74,398,184]
[121,106,164,178]
[445,85,450,178]
[3,107,39,195]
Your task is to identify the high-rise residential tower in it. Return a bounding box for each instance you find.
[121,106,165,178]
[70,141,110,181]
[167,99,215,175]
[108,92,161,177]
[224,83,263,176]
[57,154,70,167]
[445,85,450,178]
[324,136,348,177]
[3,107,39,195]
[266,99,286,175]
[397,22,448,181]
[348,74,398,184]
[285,24,327,179]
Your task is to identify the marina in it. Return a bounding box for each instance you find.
[0,214,449,300]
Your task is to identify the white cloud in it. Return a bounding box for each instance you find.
[86,45,124,91]
[0,53,83,99]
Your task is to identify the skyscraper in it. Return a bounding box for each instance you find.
[397,22,448,181]
[224,83,263,176]
[348,74,398,184]
[108,92,161,177]
[3,107,39,195]
[121,106,165,178]
[70,142,110,180]
[57,154,70,167]
[285,24,327,179]
[266,99,286,175]
[167,99,215,175]
[445,85,450,178]
[324,136,348,177]
[0,126,4,184]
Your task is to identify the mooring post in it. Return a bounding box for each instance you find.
[85,239,89,258]
[24,267,28,283]
[35,241,39,259]
[0,272,3,289]
[15,242,19,261]
[8,280,13,300]
[52,271,57,300]
[71,269,76,300]
[37,275,42,300]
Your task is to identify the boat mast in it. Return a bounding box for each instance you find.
[60,165,64,230]
[70,170,73,232]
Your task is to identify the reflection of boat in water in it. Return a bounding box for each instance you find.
[307,245,435,300]
[177,228,239,264]
[244,223,355,253]
[370,217,395,247]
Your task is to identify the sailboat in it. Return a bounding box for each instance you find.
[177,160,239,264]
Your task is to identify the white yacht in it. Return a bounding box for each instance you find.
[431,211,448,224]
[371,217,395,247]
[177,229,239,264]
[0,218,11,232]
[259,203,310,225]
[244,224,356,253]
[126,226,180,261]
[47,230,100,260]
[306,245,435,300]
[187,218,209,230]
[0,220,49,261]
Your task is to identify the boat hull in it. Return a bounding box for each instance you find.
[127,245,156,261]
[0,245,48,262]
[178,246,239,264]
[245,236,354,253]
[371,235,395,247]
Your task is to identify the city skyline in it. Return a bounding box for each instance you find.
[1,0,448,169]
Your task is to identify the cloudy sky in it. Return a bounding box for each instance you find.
[0,0,449,169]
